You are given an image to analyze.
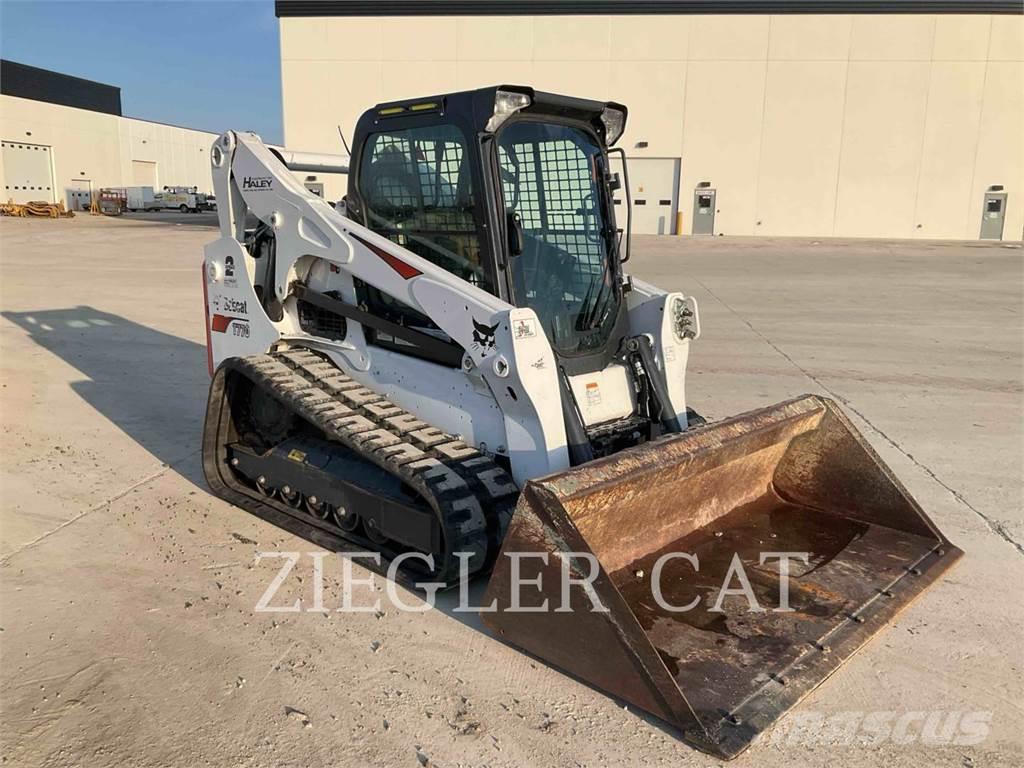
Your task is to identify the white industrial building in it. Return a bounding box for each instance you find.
[277,0,1022,240]
[0,60,217,210]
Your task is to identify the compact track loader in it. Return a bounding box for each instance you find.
[201,86,961,758]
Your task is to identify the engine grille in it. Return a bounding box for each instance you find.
[297,297,347,341]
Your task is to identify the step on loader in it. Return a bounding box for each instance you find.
[200,86,961,758]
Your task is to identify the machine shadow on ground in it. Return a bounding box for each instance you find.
[2,306,210,488]
[0,308,552,618]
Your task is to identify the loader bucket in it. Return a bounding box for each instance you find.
[481,395,961,759]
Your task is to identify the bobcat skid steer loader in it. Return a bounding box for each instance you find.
[201,86,961,759]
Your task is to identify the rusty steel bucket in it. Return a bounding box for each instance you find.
[481,395,962,759]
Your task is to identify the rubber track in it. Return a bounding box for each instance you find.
[214,347,519,584]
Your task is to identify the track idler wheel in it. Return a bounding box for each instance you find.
[363,517,389,545]
[304,495,330,520]
[280,484,302,508]
[255,475,276,498]
[330,504,359,533]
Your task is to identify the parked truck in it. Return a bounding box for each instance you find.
[126,186,159,212]
[159,186,206,213]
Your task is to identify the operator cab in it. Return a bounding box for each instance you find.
[346,86,630,376]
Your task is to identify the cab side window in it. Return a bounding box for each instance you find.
[359,124,491,292]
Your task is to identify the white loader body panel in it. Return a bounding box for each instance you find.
[203,131,699,487]
[568,364,636,427]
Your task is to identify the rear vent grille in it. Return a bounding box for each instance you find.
[297,296,347,341]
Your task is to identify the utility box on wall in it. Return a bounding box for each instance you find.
[692,185,716,235]
[979,187,1007,240]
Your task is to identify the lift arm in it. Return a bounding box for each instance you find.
[204,131,569,484]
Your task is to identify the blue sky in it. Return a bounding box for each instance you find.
[0,0,283,142]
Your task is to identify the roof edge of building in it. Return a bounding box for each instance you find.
[121,113,222,138]
[0,59,122,116]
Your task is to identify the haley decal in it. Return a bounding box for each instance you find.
[242,176,273,191]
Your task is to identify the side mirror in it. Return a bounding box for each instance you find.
[507,211,524,257]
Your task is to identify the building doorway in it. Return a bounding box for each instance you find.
[68,179,92,211]
[609,157,681,235]
[132,160,158,188]
[2,140,55,203]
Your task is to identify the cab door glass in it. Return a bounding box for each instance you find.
[497,122,620,357]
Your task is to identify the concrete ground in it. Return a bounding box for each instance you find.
[1,215,1021,767]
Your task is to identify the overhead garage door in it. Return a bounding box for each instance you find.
[2,140,55,203]
[609,157,681,235]
[132,160,157,187]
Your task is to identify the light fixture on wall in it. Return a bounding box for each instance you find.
[635,141,648,149]
[25,131,31,136]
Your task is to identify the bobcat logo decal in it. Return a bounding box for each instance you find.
[472,317,499,354]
